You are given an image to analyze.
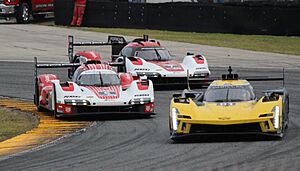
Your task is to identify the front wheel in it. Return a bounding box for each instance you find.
[16,3,31,23]
[274,120,286,140]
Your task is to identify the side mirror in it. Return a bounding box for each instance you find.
[187,52,194,56]
[185,93,196,99]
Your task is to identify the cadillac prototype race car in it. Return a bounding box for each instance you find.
[68,35,210,89]
[34,57,155,118]
[169,67,289,140]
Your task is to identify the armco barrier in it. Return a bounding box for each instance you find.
[54,0,300,36]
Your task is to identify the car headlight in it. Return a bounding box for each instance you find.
[171,108,180,131]
[272,106,280,129]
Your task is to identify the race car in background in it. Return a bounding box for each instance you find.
[68,35,210,89]
[34,57,155,118]
[169,66,289,141]
[114,35,210,87]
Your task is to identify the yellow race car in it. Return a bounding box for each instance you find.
[169,67,289,140]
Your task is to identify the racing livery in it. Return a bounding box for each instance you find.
[115,35,210,83]
[169,67,289,140]
[68,35,210,89]
[34,57,155,118]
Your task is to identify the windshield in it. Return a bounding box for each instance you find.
[134,47,171,61]
[204,85,255,102]
[77,73,120,86]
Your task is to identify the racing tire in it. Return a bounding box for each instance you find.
[53,110,61,119]
[169,117,173,136]
[16,2,31,24]
[37,106,48,112]
[274,120,286,140]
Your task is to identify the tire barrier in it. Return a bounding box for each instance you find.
[54,0,300,36]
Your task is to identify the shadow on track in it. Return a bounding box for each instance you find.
[42,111,155,122]
[170,133,285,144]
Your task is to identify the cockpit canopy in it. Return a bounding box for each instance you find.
[76,72,120,87]
[134,47,172,61]
[204,84,256,102]
[121,46,172,61]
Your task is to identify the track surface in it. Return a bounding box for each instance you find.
[0,24,299,170]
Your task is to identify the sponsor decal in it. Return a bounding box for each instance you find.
[218,117,231,120]
[35,3,53,8]
[134,94,150,97]
[134,68,150,71]
[64,95,81,98]
[149,60,184,71]
[85,86,120,99]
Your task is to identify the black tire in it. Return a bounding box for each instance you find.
[53,110,60,119]
[16,2,31,23]
[274,120,285,140]
[169,117,173,136]
[37,106,48,112]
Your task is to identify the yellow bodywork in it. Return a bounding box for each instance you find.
[170,80,283,135]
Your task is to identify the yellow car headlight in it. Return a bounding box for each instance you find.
[272,106,280,129]
[171,108,180,131]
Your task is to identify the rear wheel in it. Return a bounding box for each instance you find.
[16,2,31,23]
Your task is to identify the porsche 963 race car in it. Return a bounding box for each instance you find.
[68,35,210,89]
[169,67,289,140]
[34,57,155,118]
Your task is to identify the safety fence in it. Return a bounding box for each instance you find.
[54,0,300,36]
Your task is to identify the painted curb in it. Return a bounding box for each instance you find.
[0,98,93,158]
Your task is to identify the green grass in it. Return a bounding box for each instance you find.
[0,108,38,142]
[74,27,300,56]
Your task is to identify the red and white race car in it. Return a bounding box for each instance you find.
[68,35,210,89]
[34,57,155,118]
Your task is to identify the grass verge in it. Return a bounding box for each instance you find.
[73,27,300,56]
[0,107,38,142]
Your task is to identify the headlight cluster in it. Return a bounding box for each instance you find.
[272,106,280,129]
[171,108,180,131]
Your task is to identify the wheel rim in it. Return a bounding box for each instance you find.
[22,6,29,21]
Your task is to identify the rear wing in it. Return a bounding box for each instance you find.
[164,66,285,91]
[68,35,128,63]
[34,57,81,105]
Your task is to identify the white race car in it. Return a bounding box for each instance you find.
[68,35,211,89]
[115,36,210,83]
[34,58,155,118]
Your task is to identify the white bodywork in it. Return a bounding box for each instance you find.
[45,69,154,112]
[119,54,210,77]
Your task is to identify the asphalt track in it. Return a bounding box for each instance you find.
[0,24,299,170]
